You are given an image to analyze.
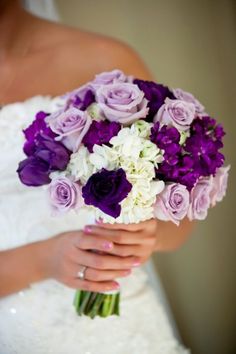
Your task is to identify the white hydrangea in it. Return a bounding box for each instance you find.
[66,146,95,184]
[132,120,152,138]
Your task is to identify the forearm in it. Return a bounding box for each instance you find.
[155,218,194,252]
[0,240,50,297]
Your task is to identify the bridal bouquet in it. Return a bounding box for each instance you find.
[17,69,229,318]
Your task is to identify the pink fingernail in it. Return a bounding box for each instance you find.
[84,226,92,233]
[113,282,120,289]
[103,242,113,250]
[132,261,141,267]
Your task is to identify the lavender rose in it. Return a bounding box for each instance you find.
[173,88,205,114]
[188,178,212,220]
[48,177,83,213]
[91,69,127,90]
[96,83,149,125]
[154,98,196,131]
[210,166,230,206]
[46,107,92,152]
[154,183,190,225]
[82,168,132,218]
[83,120,121,152]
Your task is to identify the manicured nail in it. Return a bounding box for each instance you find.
[84,226,92,233]
[132,261,141,267]
[113,282,120,289]
[102,242,113,250]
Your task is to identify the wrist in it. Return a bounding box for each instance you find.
[33,238,55,280]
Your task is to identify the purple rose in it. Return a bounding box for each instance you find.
[133,79,175,122]
[96,83,149,125]
[82,168,132,218]
[46,107,92,152]
[23,111,56,156]
[154,98,196,131]
[210,166,230,206]
[173,88,205,114]
[48,177,83,213]
[188,178,212,220]
[64,83,95,110]
[91,69,127,90]
[154,183,190,225]
[17,156,51,186]
[83,120,121,152]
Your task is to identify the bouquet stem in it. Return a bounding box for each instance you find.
[74,290,120,319]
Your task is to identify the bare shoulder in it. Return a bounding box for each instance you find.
[39,19,154,83]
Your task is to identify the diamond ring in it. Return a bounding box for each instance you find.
[77,265,87,280]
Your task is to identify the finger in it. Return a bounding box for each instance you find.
[67,278,121,293]
[83,267,131,282]
[95,220,144,232]
[109,244,143,257]
[77,249,141,270]
[83,227,144,244]
[74,234,114,252]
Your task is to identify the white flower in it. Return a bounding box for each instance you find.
[66,146,95,184]
[140,140,164,165]
[120,158,155,181]
[132,120,151,138]
[89,144,119,170]
[110,127,143,159]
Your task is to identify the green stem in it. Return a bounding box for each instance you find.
[77,291,92,316]
[88,293,105,319]
[84,292,98,315]
[73,290,81,310]
[114,292,120,316]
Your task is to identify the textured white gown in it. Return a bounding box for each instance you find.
[0,96,189,354]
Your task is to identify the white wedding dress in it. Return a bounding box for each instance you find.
[0,96,189,354]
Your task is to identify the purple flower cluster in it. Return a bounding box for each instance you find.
[17,112,70,186]
[133,79,175,122]
[185,116,225,176]
[151,116,225,190]
[83,120,121,152]
[82,168,132,218]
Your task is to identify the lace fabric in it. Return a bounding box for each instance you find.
[0,96,189,353]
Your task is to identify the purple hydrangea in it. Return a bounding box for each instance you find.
[133,79,175,122]
[150,122,181,164]
[83,120,121,152]
[23,111,56,156]
[152,116,225,190]
[185,116,225,176]
[82,168,132,218]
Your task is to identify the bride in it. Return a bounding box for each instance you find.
[0,1,193,353]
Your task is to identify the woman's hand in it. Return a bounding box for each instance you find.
[45,230,141,293]
[83,219,159,264]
